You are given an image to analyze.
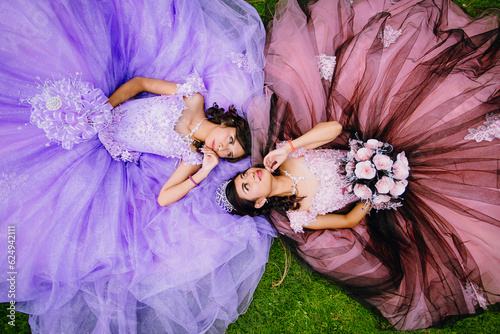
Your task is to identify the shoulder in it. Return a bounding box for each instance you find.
[184,93,205,113]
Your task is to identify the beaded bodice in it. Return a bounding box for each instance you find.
[99,73,207,164]
[285,148,358,233]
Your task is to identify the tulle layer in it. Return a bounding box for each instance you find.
[0,0,274,333]
[255,0,500,330]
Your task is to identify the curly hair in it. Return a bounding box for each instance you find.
[192,103,251,162]
[225,170,302,217]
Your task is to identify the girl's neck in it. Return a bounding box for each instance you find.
[189,117,216,142]
[271,173,296,198]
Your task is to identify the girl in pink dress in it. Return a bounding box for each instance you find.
[218,0,500,330]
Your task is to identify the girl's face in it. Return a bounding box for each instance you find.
[234,167,272,206]
[205,125,245,159]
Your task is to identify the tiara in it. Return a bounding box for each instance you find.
[215,180,234,212]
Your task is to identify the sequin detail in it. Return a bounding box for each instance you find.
[379,25,402,48]
[285,148,358,233]
[98,73,206,164]
[0,172,30,200]
[464,112,500,142]
[315,54,336,81]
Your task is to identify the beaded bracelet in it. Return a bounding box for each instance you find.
[288,139,296,152]
[189,175,199,187]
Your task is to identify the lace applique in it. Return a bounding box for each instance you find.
[98,104,142,163]
[176,72,207,98]
[465,281,488,309]
[287,211,317,233]
[378,25,402,48]
[315,54,336,81]
[228,52,255,73]
[464,112,500,142]
[0,172,30,200]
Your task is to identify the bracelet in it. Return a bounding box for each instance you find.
[189,175,199,187]
[288,140,296,152]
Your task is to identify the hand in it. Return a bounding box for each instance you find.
[263,146,289,172]
[200,145,219,173]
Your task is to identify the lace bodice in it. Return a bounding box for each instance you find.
[99,73,207,164]
[285,147,358,233]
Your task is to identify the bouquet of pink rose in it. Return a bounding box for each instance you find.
[342,138,410,211]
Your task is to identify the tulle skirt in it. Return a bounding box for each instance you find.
[0,0,275,333]
[251,0,500,330]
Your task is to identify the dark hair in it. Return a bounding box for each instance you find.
[225,170,302,217]
[194,103,251,162]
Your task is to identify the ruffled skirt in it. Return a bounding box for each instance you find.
[0,0,275,333]
[253,0,500,330]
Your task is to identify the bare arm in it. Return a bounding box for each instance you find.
[305,201,371,230]
[264,121,343,172]
[108,77,181,108]
[157,147,219,207]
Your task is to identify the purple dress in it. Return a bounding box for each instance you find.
[98,73,207,164]
[250,0,500,330]
[0,0,275,333]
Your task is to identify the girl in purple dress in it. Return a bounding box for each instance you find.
[0,0,275,332]
[218,0,500,330]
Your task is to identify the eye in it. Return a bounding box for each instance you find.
[244,183,249,191]
[227,151,233,158]
[230,136,234,145]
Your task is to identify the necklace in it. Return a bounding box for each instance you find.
[280,169,306,196]
[183,118,207,145]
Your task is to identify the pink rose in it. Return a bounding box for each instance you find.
[393,161,410,180]
[396,151,409,166]
[390,180,408,197]
[373,154,393,171]
[375,176,395,194]
[354,184,373,199]
[354,161,376,179]
[365,139,383,150]
[355,147,373,161]
[372,194,391,204]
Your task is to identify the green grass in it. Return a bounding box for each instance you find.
[227,242,500,333]
[2,0,499,333]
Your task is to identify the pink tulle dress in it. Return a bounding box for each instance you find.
[248,0,500,330]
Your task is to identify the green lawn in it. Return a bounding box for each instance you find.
[1,0,499,333]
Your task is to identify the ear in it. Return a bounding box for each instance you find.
[254,198,267,209]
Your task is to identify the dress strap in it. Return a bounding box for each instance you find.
[183,118,207,145]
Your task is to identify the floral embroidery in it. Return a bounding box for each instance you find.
[465,281,488,309]
[315,54,336,81]
[464,112,500,142]
[228,52,255,73]
[378,25,402,48]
